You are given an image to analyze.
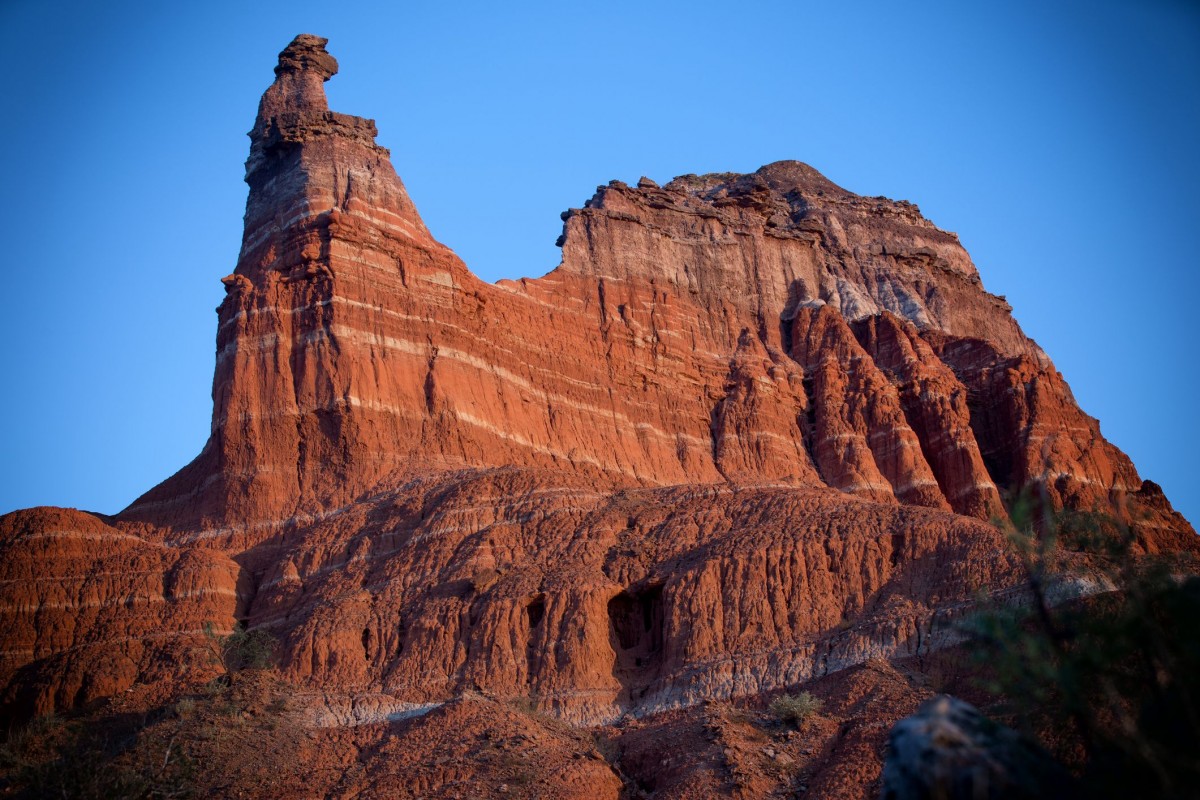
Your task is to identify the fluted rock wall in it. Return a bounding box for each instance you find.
[241,469,1021,724]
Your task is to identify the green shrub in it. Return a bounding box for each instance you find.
[204,621,278,675]
[965,491,1200,799]
[770,691,823,724]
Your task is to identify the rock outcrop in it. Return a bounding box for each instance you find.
[881,695,1077,800]
[1,33,1195,797]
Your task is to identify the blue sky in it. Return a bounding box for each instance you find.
[1,0,1197,525]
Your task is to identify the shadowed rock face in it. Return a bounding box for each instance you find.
[0,33,1194,790]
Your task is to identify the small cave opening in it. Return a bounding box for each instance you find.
[361,626,372,660]
[525,594,547,683]
[608,583,665,703]
[72,682,90,710]
[526,595,546,630]
[890,532,905,568]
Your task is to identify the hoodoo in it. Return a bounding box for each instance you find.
[1,34,1194,797]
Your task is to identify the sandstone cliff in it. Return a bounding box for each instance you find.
[1,33,1194,796]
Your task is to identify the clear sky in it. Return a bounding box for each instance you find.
[1,0,1197,525]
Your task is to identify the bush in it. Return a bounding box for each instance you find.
[204,621,278,675]
[964,493,1200,799]
[770,691,823,724]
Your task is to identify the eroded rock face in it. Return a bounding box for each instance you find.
[234,470,1020,725]
[0,507,243,718]
[0,32,1194,788]
[115,31,1183,539]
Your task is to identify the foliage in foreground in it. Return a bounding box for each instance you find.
[965,495,1200,799]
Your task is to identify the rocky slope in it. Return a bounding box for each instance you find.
[1,34,1194,796]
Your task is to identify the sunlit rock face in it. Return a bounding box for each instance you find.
[1,34,1194,792]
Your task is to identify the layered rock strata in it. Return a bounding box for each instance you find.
[1,34,1194,736]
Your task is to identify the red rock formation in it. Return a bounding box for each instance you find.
[1,32,1195,796]
[0,507,242,718]
[110,34,1183,542]
[851,313,1006,520]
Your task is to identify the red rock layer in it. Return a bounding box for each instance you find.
[1,35,1194,739]
[0,507,242,718]
[237,469,1020,724]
